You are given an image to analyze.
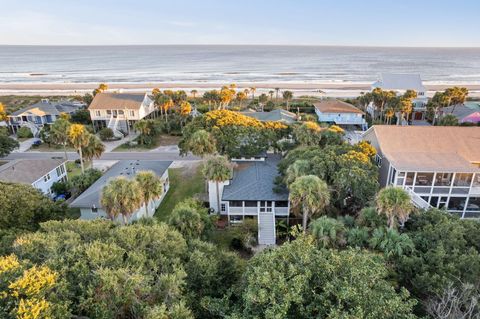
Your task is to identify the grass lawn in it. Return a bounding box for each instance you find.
[155,163,204,222]
[66,161,83,179]
[113,134,181,152]
[30,143,75,152]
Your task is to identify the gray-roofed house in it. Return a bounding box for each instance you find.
[439,101,480,124]
[88,92,155,138]
[371,73,428,120]
[363,125,480,218]
[208,154,290,245]
[0,159,67,197]
[71,160,172,222]
[8,99,84,136]
[313,99,367,130]
[240,109,297,124]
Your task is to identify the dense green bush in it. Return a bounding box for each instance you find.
[98,127,114,141]
[16,126,33,138]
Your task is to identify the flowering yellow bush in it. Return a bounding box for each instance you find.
[341,150,370,164]
[205,110,287,130]
[303,121,322,132]
[9,266,57,298]
[328,125,345,133]
[0,254,20,274]
[356,141,377,157]
[17,298,50,319]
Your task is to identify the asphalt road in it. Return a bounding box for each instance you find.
[5,151,199,161]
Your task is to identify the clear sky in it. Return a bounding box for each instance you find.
[0,0,479,47]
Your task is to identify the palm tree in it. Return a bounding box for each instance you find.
[368,227,414,258]
[376,186,414,229]
[289,175,330,233]
[83,134,105,165]
[50,117,71,160]
[100,177,143,224]
[135,170,163,217]
[187,129,217,157]
[202,155,232,213]
[275,87,280,101]
[190,89,198,100]
[285,160,310,185]
[250,87,256,100]
[282,90,293,111]
[68,124,90,173]
[134,120,151,145]
[268,90,274,100]
[309,216,346,248]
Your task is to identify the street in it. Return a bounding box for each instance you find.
[5,151,199,161]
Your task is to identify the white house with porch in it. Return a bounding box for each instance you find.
[371,73,428,121]
[363,126,480,218]
[314,99,367,130]
[208,154,290,246]
[88,93,156,138]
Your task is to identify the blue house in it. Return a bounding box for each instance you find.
[314,99,367,130]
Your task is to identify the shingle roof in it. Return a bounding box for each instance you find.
[222,155,289,201]
[313,99,364,114]
[241,109,297,123]
[372,73,426,92]
[88,93,150,110]
[0,159,65,184]
[70,160,172,208]
[441,105,478,120]
[10,101,83,117]
[365,126,480,172]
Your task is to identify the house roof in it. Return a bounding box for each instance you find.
[365,125,480,172]
[240,109,297,123]
[0,159,65,184]
[441,105,478,120]
[222,154,289,201]
[70,160,172,209]
[88,93,150,110]
[10,100,83,117]
[372,73,426,92]
[313,99,364,114]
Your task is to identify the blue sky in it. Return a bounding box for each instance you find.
[0,0,479,47]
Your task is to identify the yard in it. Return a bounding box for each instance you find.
[113,134,181,151]
[155,162,205,221]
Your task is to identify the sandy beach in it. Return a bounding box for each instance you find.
[1,81,480,98]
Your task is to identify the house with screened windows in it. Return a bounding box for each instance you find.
[208,154,290,245]
[0,159,67,198]
[363,126,480,218]
[88,92,155,138]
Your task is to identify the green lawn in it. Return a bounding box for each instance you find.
[113,135,180,152]
[155,164,205,222]
[66,161,83,179]
[30,143,75,152]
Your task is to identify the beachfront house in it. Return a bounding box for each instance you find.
[439,101,480,124]
[371,73,428,121]
[7,99,84,136]
[313,99,367,130]
[363,126,480,218]
[88,93,156,138]
[208,154,290,246]
[0,159,67,197]
[70,160,171,222]
[240,109,297,124]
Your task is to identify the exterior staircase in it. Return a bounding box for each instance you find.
[258,212,276,245]
[107,116,124,138]
[21,122,40,137]
[405,187,431,209]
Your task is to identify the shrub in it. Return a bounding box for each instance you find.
[98,127,114,141]
[17,126,33,138]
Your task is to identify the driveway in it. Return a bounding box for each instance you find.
[12,137,40,153]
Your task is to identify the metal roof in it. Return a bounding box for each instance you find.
[241,109,297,123]
[70,160,172,208]
[372,73,426,92]
[10,100,83,117]
[0,159,65,184]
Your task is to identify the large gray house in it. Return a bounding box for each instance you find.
[208,154,290,245]
[71,160,172,222]
[363,126,480,218]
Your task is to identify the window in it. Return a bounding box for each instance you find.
[221,203,226,212]
[118,110,124,115]
[389,168,396,184]
[91,205,98,213]
[244,201,257,207]
[106,110,112,115]
[276,201,289,207]
[405,172,415,186]
[454,173,473,187]
[56,165,65,176]
[95,110,101,116]
[447,197,467,211]
[260,201,273,212]
[435,173,453,186]
[415,173,434,186]
[374,154,382,167]
[466,197,480,212]
[43,173,51,182]
[130,110,135,117]
[473,174,480,187]
[230,201,243,207]
[56,167,61,176]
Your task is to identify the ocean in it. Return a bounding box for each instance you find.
[1,45,480,85]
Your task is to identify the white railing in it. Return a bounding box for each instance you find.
[405,187,431,209]
[107,115,124,138]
